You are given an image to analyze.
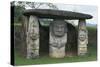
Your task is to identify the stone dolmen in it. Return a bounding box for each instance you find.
[23,9,92,59]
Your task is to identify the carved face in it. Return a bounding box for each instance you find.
[52,20,66,37]
[79,30,87,41]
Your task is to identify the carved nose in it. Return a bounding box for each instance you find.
[58,28,62,31]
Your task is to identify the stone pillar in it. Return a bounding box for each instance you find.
[21,16,29,57]
[27,15,39,59]
[78,19,88,55]
[49,19,67,58]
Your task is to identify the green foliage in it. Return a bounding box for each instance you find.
[14,6,25,23]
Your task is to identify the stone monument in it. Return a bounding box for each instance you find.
[49,19,67,58]
[78,19,88,55]
[23,9,93,59]
[26,15,39,59]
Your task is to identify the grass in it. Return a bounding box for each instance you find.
[15,50,97,66]
[15,51,97,66]
[14,26,97,66]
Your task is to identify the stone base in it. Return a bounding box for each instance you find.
[49,46,65,58]
[78,47,87,55]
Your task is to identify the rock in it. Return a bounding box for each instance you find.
[49,19,67,58]
[27,15,39,59]
[78,19,88,55]
[23,9,92,19]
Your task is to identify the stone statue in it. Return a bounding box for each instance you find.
[78,20,88,55]
[49,19,67,58]
[27,15,39,59]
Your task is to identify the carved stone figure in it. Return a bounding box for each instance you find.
[27,15,39,59]
[49,19,67,58]
[78,19,88,55]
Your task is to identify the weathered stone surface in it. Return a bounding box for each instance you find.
[21,16,28,57]
[27,15,39,59]
[23,9,93,19]
[49,19,67,58]
[78,19,88,55]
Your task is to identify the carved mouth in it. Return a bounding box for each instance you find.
[50,44,65,49]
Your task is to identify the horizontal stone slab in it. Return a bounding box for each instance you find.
[23,9,93,19]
